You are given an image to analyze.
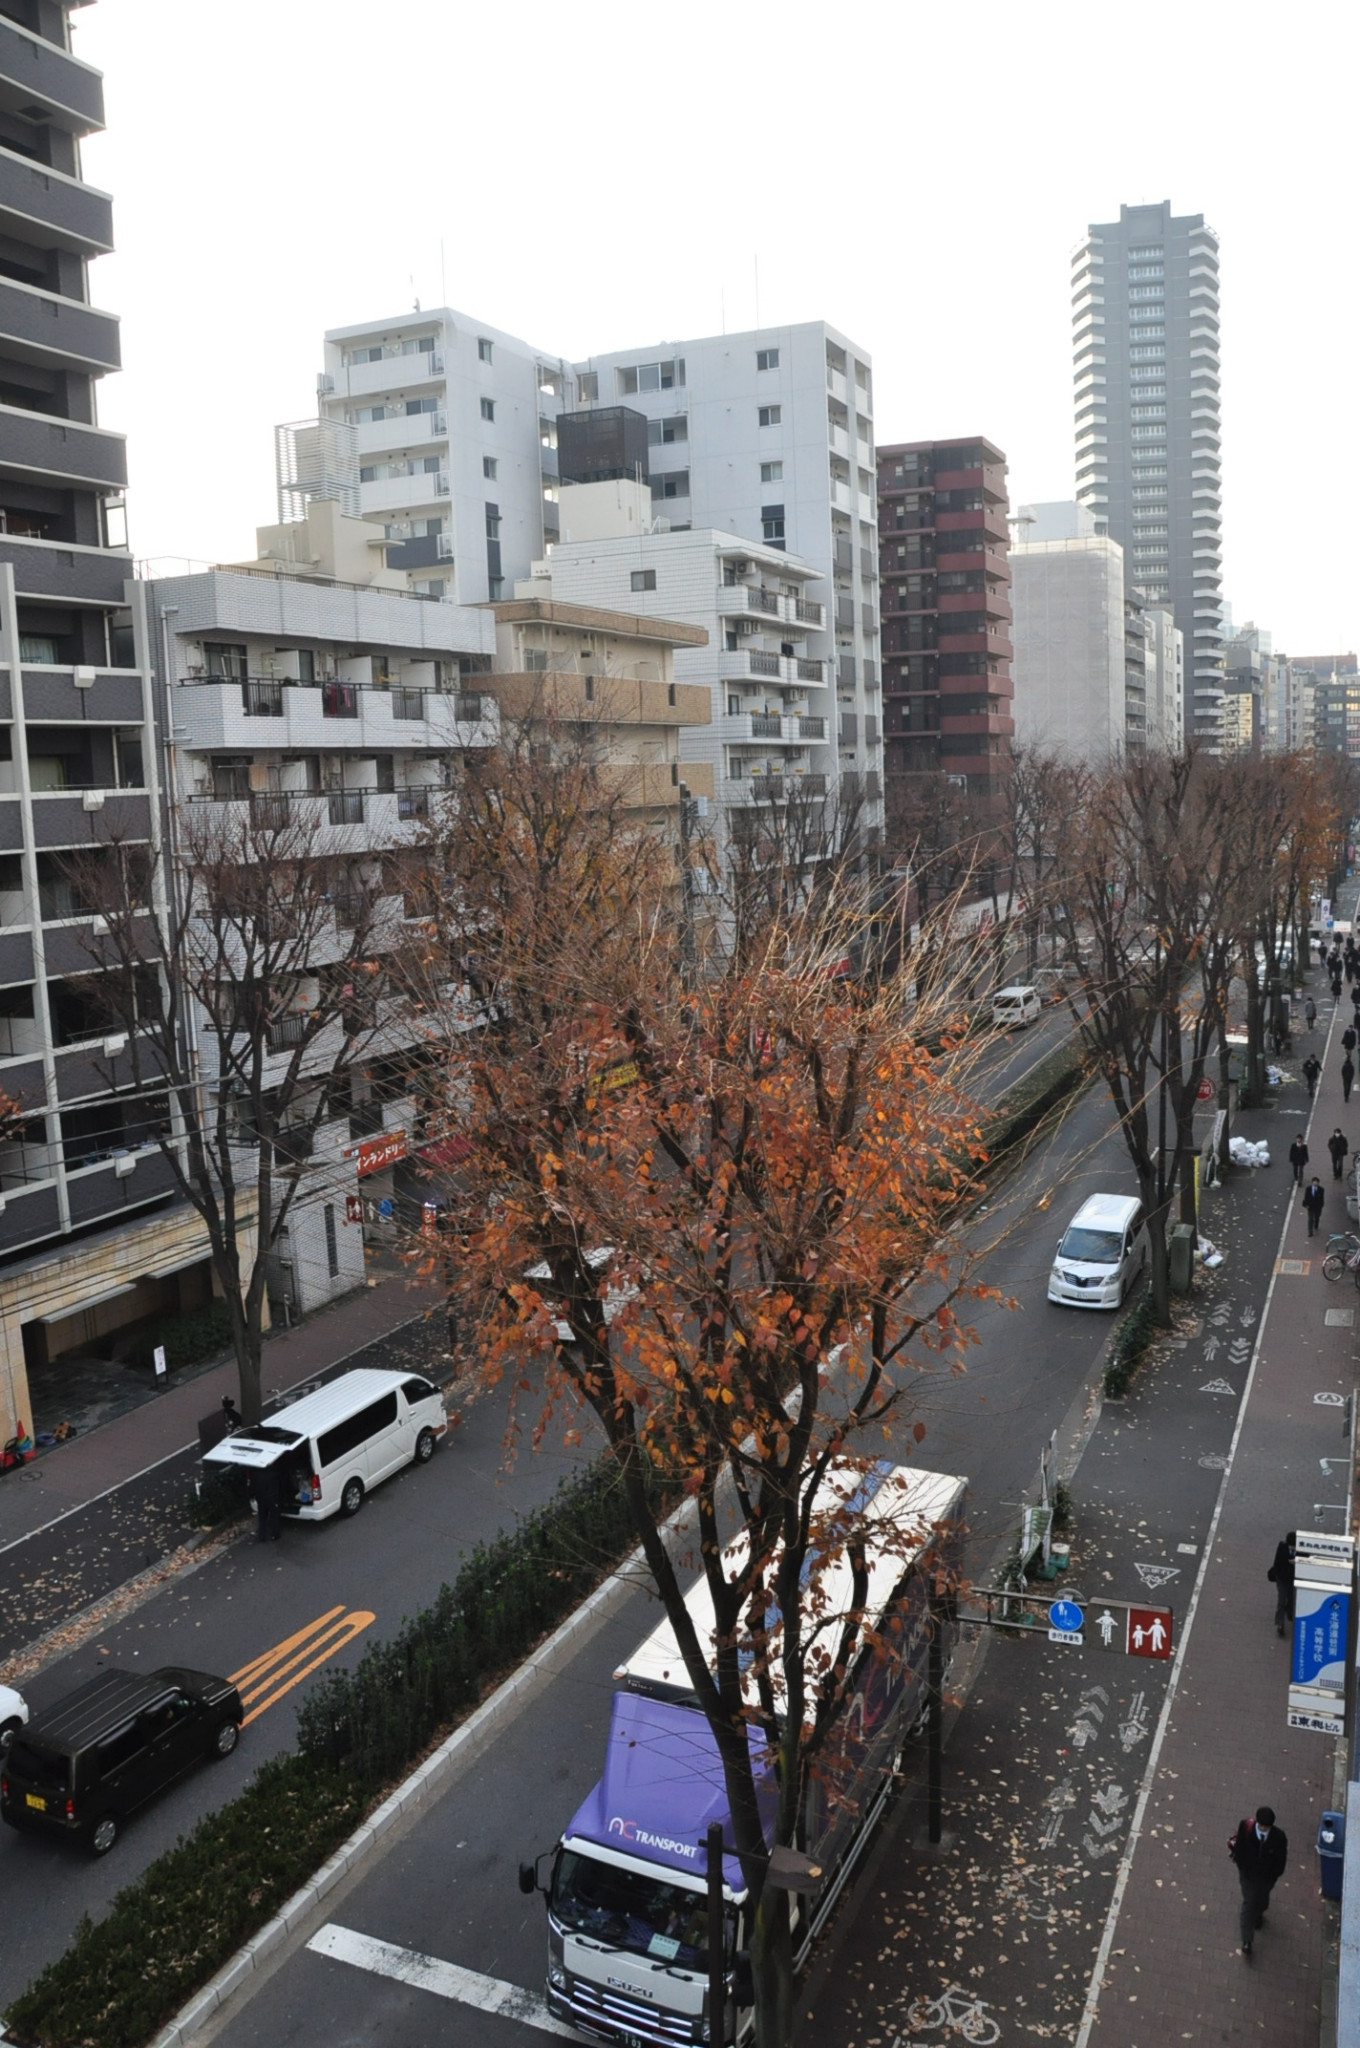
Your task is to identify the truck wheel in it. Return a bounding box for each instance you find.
[90,1813,119,1856]
[212,1720,240,1758]
[414,1428,436,1465]
[0,1718,21,1756]
[340,1476,365,1517]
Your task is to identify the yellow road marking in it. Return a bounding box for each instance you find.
[231,1605,376,1727]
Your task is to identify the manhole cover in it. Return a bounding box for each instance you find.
[1277,1259,1309,1276]
[1325,1309,1355,1328]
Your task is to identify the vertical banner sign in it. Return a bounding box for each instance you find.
[1292,1583,1350,1691]
[153,1345,167,1379]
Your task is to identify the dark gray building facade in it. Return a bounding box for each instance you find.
[1073,201,1223,744]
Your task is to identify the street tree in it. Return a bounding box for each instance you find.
[400,734,995,2048]
[62,800,389,1422]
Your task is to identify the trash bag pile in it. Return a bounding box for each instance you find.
[1228,1136,1271,1168]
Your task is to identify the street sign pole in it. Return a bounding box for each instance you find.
[928,1585,943,1846]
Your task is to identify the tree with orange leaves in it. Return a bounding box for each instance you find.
[401,732,996,2046]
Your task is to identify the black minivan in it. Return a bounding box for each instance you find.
[0,1665,243,1855]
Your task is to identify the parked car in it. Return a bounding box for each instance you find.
[1048,1193,1148,1310]
[0,1665,242,1855]
[0,1681,28,1754]
[991,985,1041,1030]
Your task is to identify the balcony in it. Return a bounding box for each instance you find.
[390,686,426,720]
[796,658,823,682]
[0,145,112,257]
[331,352,445,399]
[359,470,449,512]
[718,583,780,620]
[750,712,782,738]
[0,533,131,605]
[397,786,432,820]
[267,1013,309,1053]
[0,19,105,134]
[323,680,359,719]
[328,790,366,826]
[242,678,284,717]
[799,715,826,740]
[0,276,119,376]
[0,404,127,491]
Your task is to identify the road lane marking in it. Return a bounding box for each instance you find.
[307,1923,578,2038]
[230,1606,375,1725]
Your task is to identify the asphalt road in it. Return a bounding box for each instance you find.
[174,1067,1144,2048]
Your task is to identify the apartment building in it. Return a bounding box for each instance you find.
[1298,657,1360,759]
[0,2,203,1445]
[144,521,497,1321]
[318,311,883,843]
[1073,202,1223,743]
[515,482,832,836]
[874,438,1013,826]
[1010,503,1126,764]
[1143,605,1184,749]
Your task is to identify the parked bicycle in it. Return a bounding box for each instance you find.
[1321,1239,1360,1284]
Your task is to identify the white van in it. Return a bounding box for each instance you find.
[991,985,1041,1030]
[202,1368,447,1521]
[1048,1193,1147,1309]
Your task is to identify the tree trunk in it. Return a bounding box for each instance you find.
[1146,1194,1172,1326]
[750,1882,794,2048]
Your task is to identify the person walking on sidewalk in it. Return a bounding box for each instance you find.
[1304,994,1318,1031]
[1304,1176,1326,1236]
[1268,1532,1296,1638]
[1328,1129,1350,1180]
[1230,1807,1288,1956]
[1289,1135,1310,1186]
[1344,1056,1357,1104]
[1303,1054,1322,1099]
[1344,1024,1358,1059]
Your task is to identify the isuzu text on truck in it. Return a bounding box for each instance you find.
[519,1460,967,2047]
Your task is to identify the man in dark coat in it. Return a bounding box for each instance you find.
[253,1456,283,1543]
[1345,1057,1357,1104]
[1328,1129,1350,1179]
[1288,1135,1309,1186]
[1343,1025,1358,1058]
[1303,1054,1322,1099]
[1268,1532,1296,1636]
[1231,1806,1288,1956]
[1304,1176,1326,1236]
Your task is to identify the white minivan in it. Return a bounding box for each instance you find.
[992,985,1041,1030]
[202,1368,447,1521]
[1047,1193,1147,1310]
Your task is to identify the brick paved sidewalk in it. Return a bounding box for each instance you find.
[1084,951,1357,2046]
[0,1269,441,1548]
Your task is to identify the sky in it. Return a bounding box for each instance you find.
[72,0,1358,654]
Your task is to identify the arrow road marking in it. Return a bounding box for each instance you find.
[1208,1304,1232,1328]
[1083,1832,1121,1860]
[1119,1694,1150,1752]
[1200,1377,1236,1396]
[1240,1306,1256,1326]
[1091,1782,1128,1816]
[1135,1563,1180,1589]
[307,1924,575,2038]
[1086,1810,1122,1838]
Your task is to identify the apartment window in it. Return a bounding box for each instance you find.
[405,396,437,417]
[485,503,501,539]
[204,642,248,680]
[577,372,598,403]
[758,405,781,428]
[756,348,780,371]
[760,461,783,484]
[296,649,316,684]
[477,337,494,363]
[630,569,656,592]
[619,359,682,395]
[650,471,689,501]
[19,634,58,664]
[480,398,495,422]
[324,1204,339,1280]
[727,695,742,716]
[489,577,504,600]
[761,504,785,546]
[646,416,688,446]
[483,456,497,480]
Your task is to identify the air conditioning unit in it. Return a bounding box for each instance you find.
[74,665,96,688]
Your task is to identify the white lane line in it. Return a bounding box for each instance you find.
[307,1922,580,2038]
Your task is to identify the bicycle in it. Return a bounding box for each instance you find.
[1322,1240,1360,1284]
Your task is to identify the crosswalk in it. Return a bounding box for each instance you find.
[306,1923,577,2038]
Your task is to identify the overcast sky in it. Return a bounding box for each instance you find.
[73,0,1357,654]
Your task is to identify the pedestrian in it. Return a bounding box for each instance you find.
[1328,1129,1350,1180]
[1267,1532,1296,1638]
[1303,1053,1322,1098]
[1229,1806,1288,1957]
[1333,973,1344,1002]
[1303,1176,1326,1236]
[1346,1058,1358,1104]
[1343,1025,1357,1057]
[1305,995,1318,1031]
[253,1456,282,1543]
[1288,1135,1309,1186]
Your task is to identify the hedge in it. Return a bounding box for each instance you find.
[1103,1281,1157,1398]
[981,1036,1090,1162]
[129,1299,233,1374]
[3,1454,670,2048]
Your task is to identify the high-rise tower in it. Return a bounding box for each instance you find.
[1073,202,1222,744]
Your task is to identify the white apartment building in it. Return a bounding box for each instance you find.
[146,524,496,1318]
[1143,605,1184,749]
[1010,503,1127,764]
[318,311,883,840]
[514,485,835,833]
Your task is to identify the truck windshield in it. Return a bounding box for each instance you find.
[551,1849,719,1968]
[1059,1227,1122,1263]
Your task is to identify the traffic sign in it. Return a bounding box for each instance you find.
[1196,1076,1215,1102]
[1127,1607,1172,1658]
[1049,1598,1084,1635]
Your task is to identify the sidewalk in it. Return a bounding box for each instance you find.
[0,1270,442,1550]
[1085,947,1356,2045]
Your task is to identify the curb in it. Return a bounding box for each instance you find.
[145,1514,691,2048]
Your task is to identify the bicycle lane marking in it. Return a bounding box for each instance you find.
[1070,1161,1300,2048]
[230,1605,376,1726]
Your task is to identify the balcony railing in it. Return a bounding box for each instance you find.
[748,652,781,679]
[799,715,826,739]
[242,678,285,717]
[331,891,366,929]
[328,790,366,826]
[323,681,359,719]
[267,1014,309,1052]
[751,713,782,738]
[795,598,825,627]
[250,791,311,830]
[391,687,426,720]
[796,659,823,682]
[456,692,487,721]
[398,786,431,820]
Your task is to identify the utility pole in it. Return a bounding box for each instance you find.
[679,780,698,980]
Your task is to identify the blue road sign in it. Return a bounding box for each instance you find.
[1049,1598,1084,1635]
